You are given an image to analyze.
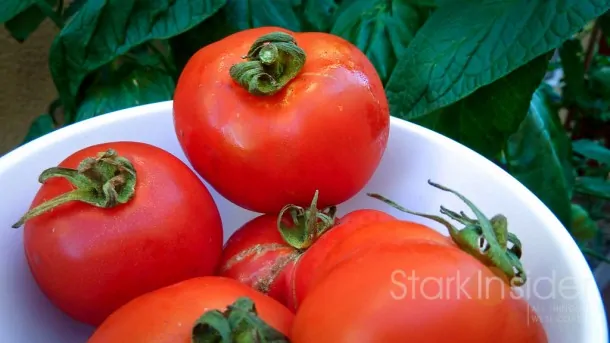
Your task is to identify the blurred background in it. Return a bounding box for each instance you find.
[0,22,56,155]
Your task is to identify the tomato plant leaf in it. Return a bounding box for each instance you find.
[572,139,610,165]
[169,0,340,70]
[385,0,610,120]
[505,85,575,228]
[570,203,600,243]
[22,113,56,144]
[49,0,226,115]
[4,0,56,42]
[0,0,37,23]
[330,0,429,84]
[62,0,86,20]
[575,176,610,200]
[413,55,549,159]
[74,64,174,122]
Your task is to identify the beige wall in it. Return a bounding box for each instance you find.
[0,21,58,156]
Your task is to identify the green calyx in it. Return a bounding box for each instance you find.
[12,149,137,228]
[277,190,337,251]
[368,180,526,287]
[229,31,306,96]
[191,297,289,343]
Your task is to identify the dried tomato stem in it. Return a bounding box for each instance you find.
[277,190,336,250]
[191,297,289,343]
[229,31,306,96]
[12,149,137,228]
[368,180,527,287]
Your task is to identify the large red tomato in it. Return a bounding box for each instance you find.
[13,142,223,326]
[173,26,390,213]
[219,206,396,311]
[291,182,547,342]
[291,239,548,343]
[88,277,293,343]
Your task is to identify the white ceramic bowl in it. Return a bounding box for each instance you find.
[0,101,606,342]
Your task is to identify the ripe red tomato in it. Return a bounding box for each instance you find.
[291,239,548,343]
[87,277,294,343]
[219,208,396,311]
[173,26,390,213]
[13,142,223,326]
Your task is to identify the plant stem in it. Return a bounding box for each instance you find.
[56,0,64,15]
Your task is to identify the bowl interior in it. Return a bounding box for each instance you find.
[0,101,606,342]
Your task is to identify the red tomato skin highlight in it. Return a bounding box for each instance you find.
[173,26,390,213]
[87,277,294,343]
[294,218,455,306]
[22,142,224,326]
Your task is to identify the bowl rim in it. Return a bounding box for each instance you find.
[0,100,607,340]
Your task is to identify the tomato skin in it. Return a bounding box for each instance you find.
[219,209,395,310]
[22,142,223,326]
[218,214,299,309]
[87,277,293,343]
[291,242,548,343]
[173,26,390,213]
[293,219,454,306]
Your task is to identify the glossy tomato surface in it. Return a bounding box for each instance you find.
[22,141,223,326]
[291,240,548,343]
[219,209,395,310]
[173,26,390,213]
[88,277,293,343]
[293,219,454,306]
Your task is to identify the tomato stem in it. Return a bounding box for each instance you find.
[12,149,137,228]
[191,297,289,343]
[229,31,306,96]
[367,179,527,287]
[277,190,337,250]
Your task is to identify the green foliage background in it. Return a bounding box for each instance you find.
[3,0,610,265]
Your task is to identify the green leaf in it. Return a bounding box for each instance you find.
[49,0,226,116]
[505,85,575,228]
[74,64,174,122]
[570,203,600,242]
[4,0,56,42]
[413,54,550,159]
[22,113,56,144]
[330,0,428,84]
[575,176,610,200]
[0,0,36,23]
[559,38,589,105]
[385,0,610,120]
[589,65,610,99]
[62,0,86,20]
[169,0,340,70]
[572,139,610,165]
[209,0,340,32]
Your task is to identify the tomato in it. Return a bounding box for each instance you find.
[13,142,223,326]
[87,277,293,343]
[219,206,396,311]
[173,26,390,214]
[291,182,547,342]
[291,241,548,343]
